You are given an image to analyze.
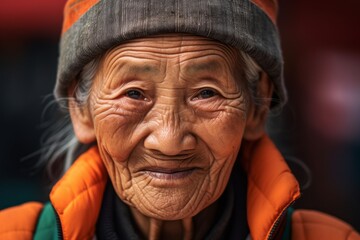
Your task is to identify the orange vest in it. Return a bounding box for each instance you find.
[1,135,359,240]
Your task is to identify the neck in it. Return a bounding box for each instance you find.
[130,201,219,240]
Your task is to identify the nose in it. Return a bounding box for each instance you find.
[144,110,197,156]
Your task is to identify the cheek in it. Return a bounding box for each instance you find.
[198,110,246,158]
[90,99,149,206]
[195,109,246,194]
[91,98,148,162]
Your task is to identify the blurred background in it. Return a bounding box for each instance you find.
[0,0,359,230]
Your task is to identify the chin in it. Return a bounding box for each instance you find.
[113,178,218,221]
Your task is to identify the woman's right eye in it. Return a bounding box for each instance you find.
[126,89,146,100]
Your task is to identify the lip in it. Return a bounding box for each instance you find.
[140,167,199,180]
[143,151,196,161]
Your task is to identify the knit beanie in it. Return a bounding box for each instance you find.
[55,0,286,109]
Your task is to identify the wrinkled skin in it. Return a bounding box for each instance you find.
[69,34,269,239]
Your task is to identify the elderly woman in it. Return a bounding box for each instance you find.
[1,0,359,239]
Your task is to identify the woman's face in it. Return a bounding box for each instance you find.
[82,35,251,220]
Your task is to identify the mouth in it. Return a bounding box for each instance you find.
[140,167,199,180]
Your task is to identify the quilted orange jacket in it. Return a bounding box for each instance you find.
[0,135,359,240]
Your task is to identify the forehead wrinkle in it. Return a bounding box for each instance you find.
[101,55,162,87]
[179,49,235,64]
[104,54,161,73]
[114,36,220,51]
[110,40,236,56]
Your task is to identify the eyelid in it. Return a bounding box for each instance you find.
[123,79,151,89]
[190,87,220,101]
[189,79,227,94]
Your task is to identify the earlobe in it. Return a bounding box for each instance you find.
[243,72,274,141]
[68,85,96,144]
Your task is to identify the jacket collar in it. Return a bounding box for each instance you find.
[50,147,108,240]
[241,135,300,240]
[50,134,300,240]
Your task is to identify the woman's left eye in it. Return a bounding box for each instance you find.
[126,89,147,100]
[193,89,217,100]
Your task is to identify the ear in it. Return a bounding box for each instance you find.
[68,83,96,144]
[243,72,274,141]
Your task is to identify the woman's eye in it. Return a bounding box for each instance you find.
[195,89,217,100]
[126,90,146,100]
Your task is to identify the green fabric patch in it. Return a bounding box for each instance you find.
[34,202,58,240]
[281,207,294,240]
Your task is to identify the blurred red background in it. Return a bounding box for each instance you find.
[277,0,360,230]
[0,0,359,230]
[0,0,65,38]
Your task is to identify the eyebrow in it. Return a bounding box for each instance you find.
[127,64,159,74]
[184,61,222,74]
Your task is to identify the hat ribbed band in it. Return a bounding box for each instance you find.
[55,0,286,108]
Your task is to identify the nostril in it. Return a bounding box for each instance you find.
[143,134,158,149]
[182,134,197,150]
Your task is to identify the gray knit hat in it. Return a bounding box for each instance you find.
[55,0,286,109]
